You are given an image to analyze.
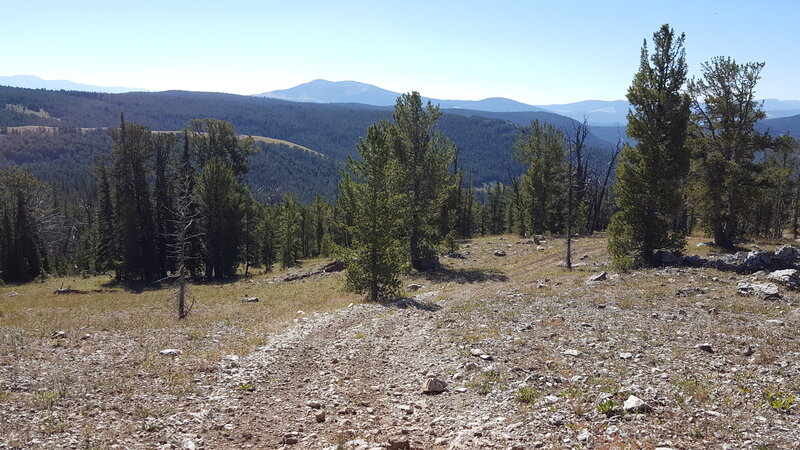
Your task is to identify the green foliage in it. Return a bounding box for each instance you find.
[390,92,457,270]
[109,116,160,281]
[279,193,302,269]
[0,166,59,283]
[687,57,771,249]
[597,398,623,417]
[197,157,244,279]
[513,120,568,235]
[608,24,690,268]
[343,121,404,301]
[514,387,540,404]
[764,390,795,413]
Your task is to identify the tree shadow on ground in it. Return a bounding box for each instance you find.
[418,267,508,284]
[99,275,243,293]
[383,297,442,312]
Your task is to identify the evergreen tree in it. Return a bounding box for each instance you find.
[279,193,302,268]
[389,92,456,271]
[197,158,243,280]
[513,120,569,235]
[607,24,691,267]
[153,132,178,278]
[259,205,278,271]
[109,114,159,281]
[95,160,116,273]
[11,192,42,282]
[687,57,770,249]
[344,121,404,301]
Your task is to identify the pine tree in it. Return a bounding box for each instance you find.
[109,114,159,281]
[607,24,691,267]
[513,120,569,235]
[687,57,770,249]
[279,194,302,269]
[95,160,116,273]
[344,121,404,301]
[389,92,456,271]
[197,158,243,280]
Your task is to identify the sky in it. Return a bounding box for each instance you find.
[2,0,798,104]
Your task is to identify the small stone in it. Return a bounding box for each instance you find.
[241,297,259,303]
[314,411,326,423]
[470,348,484,357]
[159,348,182,356]
[80,333,91,340]
[182,439,196,450]
[479,354,493,361]
[281,432,299,445]
[766,319,785,326]
[623,395,652,413]
[542,395,559,405]
[742,346,754,357]
[422,377,447,394]
[387,436,410,450]
[577,429,591,442]
[494,250,506,257]
[619,352,633,360]
[696,343,714,353]
[51,331,67,339]
[307,400,323,409]
[562,349,580,357]
[407,283,424,292]
[454,387,468,393]
[586,272,608,283]
[397,404,413,414]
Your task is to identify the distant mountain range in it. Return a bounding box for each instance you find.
[0,75,147,94]
[257,79,800,126]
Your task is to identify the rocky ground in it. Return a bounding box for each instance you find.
[2,235,800,449]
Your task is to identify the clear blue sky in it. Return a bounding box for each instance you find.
[3,0,797,103]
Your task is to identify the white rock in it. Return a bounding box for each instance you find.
[562,349,580,357]
[159,349,182,356]
[623,395,652,413]
[619,352,633,359]
[51,330,67,339]
[586,272,608,283]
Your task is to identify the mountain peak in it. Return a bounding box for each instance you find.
[0,74,147,94]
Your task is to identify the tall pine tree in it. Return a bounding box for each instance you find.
[607,24,691,267]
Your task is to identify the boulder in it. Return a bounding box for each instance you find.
[623,395,652,413]
[718,251,749,269]
[774,245,799,266]
[586,272,608,283]
[737,281,781,300]
[422,377,447,394]
[744,251,772,270]
[653,250,680,266]
[767,269,800,289]
[681,255,708,267]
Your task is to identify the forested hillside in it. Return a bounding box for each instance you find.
[0,86,616,193]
